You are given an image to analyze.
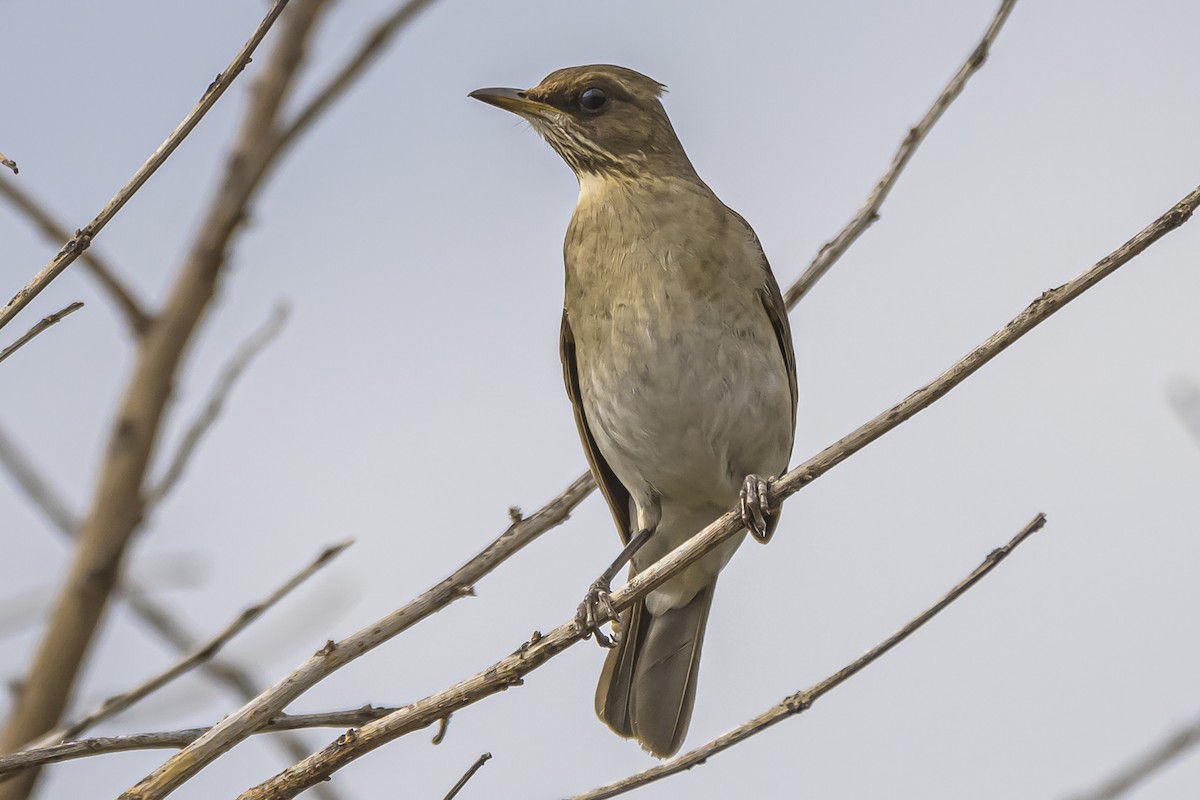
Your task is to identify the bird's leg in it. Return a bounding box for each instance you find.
[576,528,652,648]
[740,473,774,544]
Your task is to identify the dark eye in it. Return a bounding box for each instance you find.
[579,87,608,112]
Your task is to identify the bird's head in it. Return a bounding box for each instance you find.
[470,64,695,180]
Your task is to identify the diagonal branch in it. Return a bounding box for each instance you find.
[144,303,290,510]
[785,0,1018,305]
[442,753,493,800]
[23,541,351,753]
[0,0,293,334]
[0,706,403,776]
[0,178,152,334]
[1063,716,1200,800]
[228,186,1199,800]
[569,513,1048,800]
[0,302,84,366]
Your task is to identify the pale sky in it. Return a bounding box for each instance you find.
[2,1,1199,798]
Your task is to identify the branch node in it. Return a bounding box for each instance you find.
[968,40,990,68]
[1168,199,1195,228]
[784,692,813,715]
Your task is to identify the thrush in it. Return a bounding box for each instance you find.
[471,65,797,758]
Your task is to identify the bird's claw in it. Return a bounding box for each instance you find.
[575,578,620,648]
[740,473,773,543]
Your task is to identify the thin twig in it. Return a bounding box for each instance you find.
[0,706,400,776]
[26,540,351,752]
[570,514,1047,799]
[0,152,15,175]
[442,753,492,800]
[0,302,83,366]
[785,0,1018,305]
[0,178,151,334]
[0,0,293,333]
[144,303,290,509]
[1063,717,1200,800]
[233,186,1200,800]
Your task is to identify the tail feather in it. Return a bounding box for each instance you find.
[594,601,644,737]
[594,583,715,758]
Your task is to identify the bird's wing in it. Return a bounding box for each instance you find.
[725,206,799,428]
[758,267,799,434]
[560,310,635,545]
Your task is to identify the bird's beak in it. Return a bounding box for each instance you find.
[469,87,554,118]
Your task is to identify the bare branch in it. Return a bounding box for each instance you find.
[443,753,492,800]
[0,178,151,334]
[25,541,351,752]
[0,302,83,366]
[0,151,15,175]
[0,0,294,333]
[228,186,1200,800]
[1063,716,1200,800]
[144,303,290,510]
[569,514,1048,800]
[785,0,1018,305]
[0,706,400,776]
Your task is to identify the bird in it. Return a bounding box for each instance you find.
[470,65,797,758]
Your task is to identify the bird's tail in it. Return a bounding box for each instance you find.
[594,581,715,758]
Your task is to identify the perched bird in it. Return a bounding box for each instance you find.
[471,65,797,758]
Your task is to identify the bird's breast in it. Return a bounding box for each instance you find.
[564,186,793,507]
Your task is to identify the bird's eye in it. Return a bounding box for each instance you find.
[579,87,608,112]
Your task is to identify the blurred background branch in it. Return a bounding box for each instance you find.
[1064,716,1200,800]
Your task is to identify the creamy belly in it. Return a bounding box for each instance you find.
[573,297,793,614]
[577,311,792,507]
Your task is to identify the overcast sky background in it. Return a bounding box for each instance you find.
[3,1,1199,798]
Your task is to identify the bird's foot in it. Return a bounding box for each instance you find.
[575,577,620,649]
[740,473,773,543]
